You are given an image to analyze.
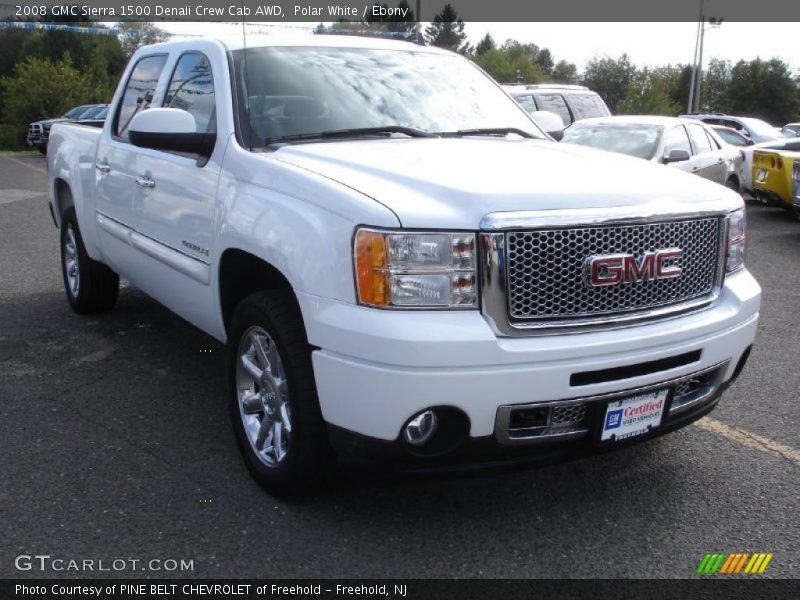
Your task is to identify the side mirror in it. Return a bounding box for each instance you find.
[530,110,565,141]
[129,108,215,157]
[664,149,691,164]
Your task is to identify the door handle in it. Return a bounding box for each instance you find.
[135,176,155,189]
[95,162,110,173]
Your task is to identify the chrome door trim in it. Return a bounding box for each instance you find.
[131,231,210,285]
[96,212,131,243]
[96,211,210,285]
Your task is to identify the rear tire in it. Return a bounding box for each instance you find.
[227,290,332,497]
[38,144,47,156]
[60,206,119,314]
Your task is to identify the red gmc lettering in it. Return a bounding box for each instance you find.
[589,249,683,286]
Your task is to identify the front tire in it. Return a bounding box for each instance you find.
[227,290,332,497]
[60,206,119,314]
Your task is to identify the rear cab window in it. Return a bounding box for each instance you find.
[114,54,168,141]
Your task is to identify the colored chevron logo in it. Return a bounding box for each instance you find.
[696,552,773,574]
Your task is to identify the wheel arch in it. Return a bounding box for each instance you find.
[218,248,301,334]
[53,177,74,226]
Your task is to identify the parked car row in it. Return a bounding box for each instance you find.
[560,116,743,192]
[503,87,796,218]
[27,103,108,154]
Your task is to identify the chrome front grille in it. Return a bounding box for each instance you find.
[504,218,722,323]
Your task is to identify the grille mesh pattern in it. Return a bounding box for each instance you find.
[506,218,720,321]
[551,403,587,425]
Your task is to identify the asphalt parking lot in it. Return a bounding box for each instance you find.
[1,152,798,579]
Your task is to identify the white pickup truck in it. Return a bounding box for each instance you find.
[48,35,760,496]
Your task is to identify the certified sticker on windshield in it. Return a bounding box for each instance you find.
[601,389,668,442]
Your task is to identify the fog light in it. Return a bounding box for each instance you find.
[403,410,438,446]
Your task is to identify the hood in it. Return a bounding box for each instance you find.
[272,137,740,229]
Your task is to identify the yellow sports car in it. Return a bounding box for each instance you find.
[752,147,800,218]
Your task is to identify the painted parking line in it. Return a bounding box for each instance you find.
[694,417,800,465]
[6,154,47,174]
[0,189,47,206]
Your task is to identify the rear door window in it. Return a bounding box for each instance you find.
[687,124,713,155]
[704,129,720,150]
[163,52,216,134]
[114,54,168,141]
[532,92,572,125]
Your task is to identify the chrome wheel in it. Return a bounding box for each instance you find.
[64,224,80,298]
[236,326,291,467]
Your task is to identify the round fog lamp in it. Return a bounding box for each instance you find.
[403,410,438,446]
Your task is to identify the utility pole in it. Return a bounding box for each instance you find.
[687,0,705,113]
[695,17,723,112]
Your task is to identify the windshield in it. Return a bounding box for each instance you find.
[63,105,90,119]
[562,123,662,159]
[79,105,105,119]
[233,46,544,147]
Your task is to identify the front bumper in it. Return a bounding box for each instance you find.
[326,375,739,473]
[300,269,760,466]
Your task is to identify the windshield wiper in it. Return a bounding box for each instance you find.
[437,128,535,138]
[265,126,436,145]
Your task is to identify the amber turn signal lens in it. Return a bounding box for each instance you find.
[355,230,389,306]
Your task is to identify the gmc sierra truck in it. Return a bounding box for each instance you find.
[48,35,760,497]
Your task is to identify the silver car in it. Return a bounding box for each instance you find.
[561,116,744,192]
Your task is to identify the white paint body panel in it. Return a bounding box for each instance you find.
[48,36,761,444]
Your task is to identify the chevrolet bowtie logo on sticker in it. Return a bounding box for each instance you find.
[697,552,774,574]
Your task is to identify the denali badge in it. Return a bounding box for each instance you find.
[585,249,683,286]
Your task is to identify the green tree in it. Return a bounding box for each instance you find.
[552,60,578,84]
[474,33,496,56]
[726,58,799,124]
[1,54,90,138]
[701,58,732,113]
[425,4,468,53]
[618,68,680,115]
[535,48,554,76]
[116,22,169,58]
[472,46,547,84]
[582,54,636,113]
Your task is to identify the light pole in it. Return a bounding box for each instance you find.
[687,0,723,114]
[694,17,723,112]
[686,0,705,113]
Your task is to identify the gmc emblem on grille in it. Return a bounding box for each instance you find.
[585,249,683,286]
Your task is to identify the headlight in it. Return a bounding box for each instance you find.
[354,229,477,308]
[792,160,800,183]
[726,208,746,274]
